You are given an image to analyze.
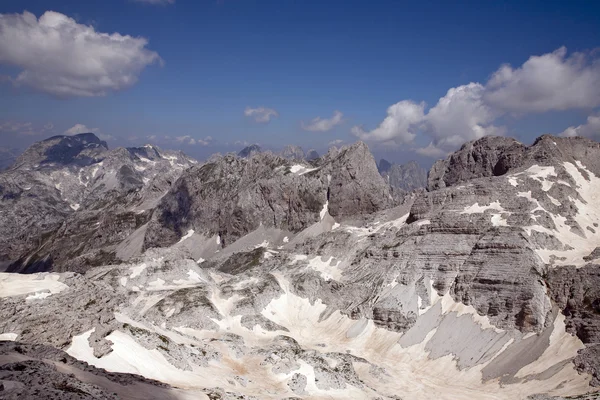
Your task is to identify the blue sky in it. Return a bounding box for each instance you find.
[0,0,599,164]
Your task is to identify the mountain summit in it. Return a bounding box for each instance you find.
[0,134,599,399]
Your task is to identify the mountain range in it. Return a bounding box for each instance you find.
[0,133,599,399]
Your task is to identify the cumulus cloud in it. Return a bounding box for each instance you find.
[0,11,162,97]
[351,101,425,144]
[560,114,600,139]
[244,107,278,123]
[353,47,600,157]
[424,83,506,150]
[484,47,600,112]
[176,135,213,146]
[302,110,344,132]
[65,124,98,135]
[328,139,344,146]
[65,124,113,141]
[0,120,54,136]
[415,142,450,158]
[0,121,34,135]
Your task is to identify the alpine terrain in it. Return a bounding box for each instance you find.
[1,133,599,400]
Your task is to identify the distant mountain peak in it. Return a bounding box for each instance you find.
[305,149,320,161]
[13,132,108,170]
[280,145,305,160]
[238,144,262,158]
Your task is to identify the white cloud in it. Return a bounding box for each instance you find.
[233,140,250,146]
[64,124,113,141]
[484,47,600,112]
[244,106,278,123]
[560,114,600,139]
[302,110,344,132]
[353,47,600,157]
[0,120,54,136]
[0,11,161,97]
[176,135,212,146]
[415,142,449,158]
[328,139,344,146]
[351,100,425,144]
[65,124,98,135]
[424,83,506,150]
[0,121,34,135]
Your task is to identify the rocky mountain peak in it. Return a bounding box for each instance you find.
[378,159,427,191]
[280,145,305,160]
[12,132,108,170]
[427,134,600,191]
[237,144,262,158]
[306,149,320,160]
[378,158,393,173]
[2,133,600,399]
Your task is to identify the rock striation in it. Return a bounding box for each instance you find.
[1,133,600,399]
[378,159,428,191]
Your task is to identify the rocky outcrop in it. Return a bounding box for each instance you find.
[237,144,262,158]
[305,149,320,161]
[427,136,526,191]
[145,141,392,249]
[280,145,305,161]
[1,135,196,273]
[379,159,428,191]
[11,133,108,171]
[427,134,600,191]
[2,133,600,399]
[547,265,600,385]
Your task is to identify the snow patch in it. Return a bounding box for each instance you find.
[520,165,557,191]
[0,333,18,341]
[290,164,319,175]
[177,229,195,244]
[320,201,328,220]
[130,263,148,278]
[0,273,68,299]
[460,200,504,214]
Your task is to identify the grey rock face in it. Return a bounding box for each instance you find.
[427,134,600,191]
[12,133,108,171]
[547,265,600,385]
[280,145,305,161]
[379,159,427,191]
[427,136,526,191]
[0,342,180,400]
[2,133,600,399]
[305,149,320,161]
[1,135,196,273]
[145,141,392,249]
[237,144,262,158]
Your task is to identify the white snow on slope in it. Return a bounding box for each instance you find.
[518,165,557,191]
[521,161,600,266]
[0,333,18,341]
[289,164,319,175]
[460,201,504,214]
[0,273,68,299]
[306,256,343,281]
[320,201,328,220]
[130,263,148,278]
[177,229,195,244]
[59,266,595,400]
